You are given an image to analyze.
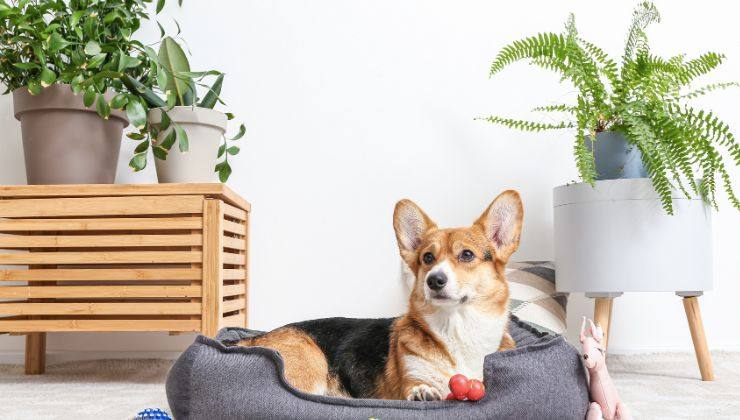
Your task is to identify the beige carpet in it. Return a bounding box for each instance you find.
[1,352,739,419]
[608,352,740,419]
[1,359,171,419]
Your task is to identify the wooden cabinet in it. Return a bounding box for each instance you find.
[0,184,250,374]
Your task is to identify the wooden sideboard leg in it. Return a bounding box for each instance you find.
[202,199,224,338]
[25,333,46,375]
[681,295,714,381]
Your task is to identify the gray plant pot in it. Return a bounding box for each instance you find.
[585,131,647,180]
[13,84,128,185]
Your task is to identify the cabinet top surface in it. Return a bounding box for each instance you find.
[0,183,250,210]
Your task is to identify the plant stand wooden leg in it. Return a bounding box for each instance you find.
[25,333,46,375]
[594,298,613,350]
[587,292,621,351]
[679,293,714,381]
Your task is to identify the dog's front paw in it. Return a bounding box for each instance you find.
[406,384,442,401]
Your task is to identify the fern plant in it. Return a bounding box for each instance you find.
[481,2,739,214]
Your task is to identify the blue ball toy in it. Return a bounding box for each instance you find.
[134,408,172,420]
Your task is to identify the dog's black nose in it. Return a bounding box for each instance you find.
[426,273,447,291]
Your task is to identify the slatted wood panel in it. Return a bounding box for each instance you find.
[0,186,250,338]
[221,202,249,329]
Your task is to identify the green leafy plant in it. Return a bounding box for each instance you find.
[481,2,739,214]
[127,36,245,182]
[0,0,172,125]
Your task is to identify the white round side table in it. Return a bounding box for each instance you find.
[553,178,714,380]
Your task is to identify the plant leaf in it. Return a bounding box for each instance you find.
[229,124,246,140]
[120,55,142,69]
[103,10,120,23]
[160,111,171,132]
[152,146,168,160]
[13,62,40,70]
[110,93,128,109]
[84,41,101,56]
[125,99,147,129]
[157,67,168,91]
[27,80,42,95]
[174,123,189,152]
[70,74,85,93]
[48,32,72,52]
[39,68,56,87]
[32,45,46,66]
[121,76,166,108]
[96,94,110,119]
[198,73,223,109]
[156,0,165,14]
[160,128,177,150]
[158,37,191,105]
[217,143,226,158]
[227,146,240,155]
[83,87,96,107]
[166,90,177,107]
[129,153,147,171]
[87,53,107,69]
[218,162,232,182]
[134,140,150,153]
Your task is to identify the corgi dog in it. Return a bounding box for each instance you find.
[233,190,523,400]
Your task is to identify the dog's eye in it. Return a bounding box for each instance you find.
[459,249,475,262]
[422,252,435,265]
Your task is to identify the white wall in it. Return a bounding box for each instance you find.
[1,0,738,362]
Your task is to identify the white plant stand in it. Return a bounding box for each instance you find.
[553,178,714,381]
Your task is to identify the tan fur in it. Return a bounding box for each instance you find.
[498,332,516,351]
[235,328,344,396]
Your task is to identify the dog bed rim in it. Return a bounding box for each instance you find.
[188,315,566,410]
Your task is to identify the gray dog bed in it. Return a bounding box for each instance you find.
[166,316,589,419]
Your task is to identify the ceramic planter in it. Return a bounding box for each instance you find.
[149,106,227,183]
[585,131,647,180]
[13,84,128,184]
[553,178,712,294]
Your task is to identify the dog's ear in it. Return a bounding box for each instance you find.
[474,190,523,263]
[393,199,436,266]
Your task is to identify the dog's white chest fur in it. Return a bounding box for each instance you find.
[403,307,508,394]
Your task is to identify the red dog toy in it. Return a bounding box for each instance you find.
[446,374,486,401]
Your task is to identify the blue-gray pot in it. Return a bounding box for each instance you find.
[585,131,647,180]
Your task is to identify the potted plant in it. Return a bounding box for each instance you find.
[0,0,168,184]
[481,3,733,350]
[125,37,245,183]
[481,1,739,214]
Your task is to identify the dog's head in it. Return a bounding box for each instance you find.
[393,190,523,312]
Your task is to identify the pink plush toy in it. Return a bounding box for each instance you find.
[580,317,632,420]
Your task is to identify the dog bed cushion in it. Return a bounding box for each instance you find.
[166,316,589,419]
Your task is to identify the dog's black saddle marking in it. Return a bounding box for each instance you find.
[288,317,396,398]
